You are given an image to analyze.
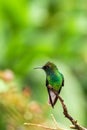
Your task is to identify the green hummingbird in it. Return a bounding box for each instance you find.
[35,61,64,108]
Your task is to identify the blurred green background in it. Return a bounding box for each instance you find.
[0,0,87,130]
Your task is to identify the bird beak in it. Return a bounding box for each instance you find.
[34,67,42,69]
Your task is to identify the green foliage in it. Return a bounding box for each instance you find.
[0,0,87,129]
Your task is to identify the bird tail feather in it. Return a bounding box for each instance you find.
[47,88,58,108]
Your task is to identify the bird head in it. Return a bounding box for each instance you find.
[42,62,58,73]
[34,62,58,74]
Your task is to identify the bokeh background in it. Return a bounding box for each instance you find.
[0,0,87,130]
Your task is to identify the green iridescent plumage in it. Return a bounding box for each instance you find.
[35,61,64,108]
[46,69,63,90]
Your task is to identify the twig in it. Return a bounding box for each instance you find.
[57,95,87,130]
[24,85,87,130]
[51,114,63,130]
[48,85,87,130]
[51,114,59,128]
[24,122,57,130]
[24,115,64,130]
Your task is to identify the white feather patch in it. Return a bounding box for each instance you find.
[49,90,56,104]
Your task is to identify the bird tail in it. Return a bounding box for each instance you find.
[47,88,58,108]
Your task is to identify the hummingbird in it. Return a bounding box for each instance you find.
[35,61,64,108]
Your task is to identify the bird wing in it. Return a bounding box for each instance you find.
[56,73,64,95]
[46,79,59,108]
[61,73,64,86]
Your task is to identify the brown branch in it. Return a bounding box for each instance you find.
[24,85,87,130]
[48,85,87,130]
[57,95,87,130]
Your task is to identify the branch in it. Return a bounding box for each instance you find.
[57,95,87,130]
[24,122,57,130]
[51,114,63,130]
[24,85,87,130]
[47,85,87,130]
[24,114,64,130]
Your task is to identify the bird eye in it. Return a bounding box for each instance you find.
[42,65,49,70]
[46,66,49,69]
